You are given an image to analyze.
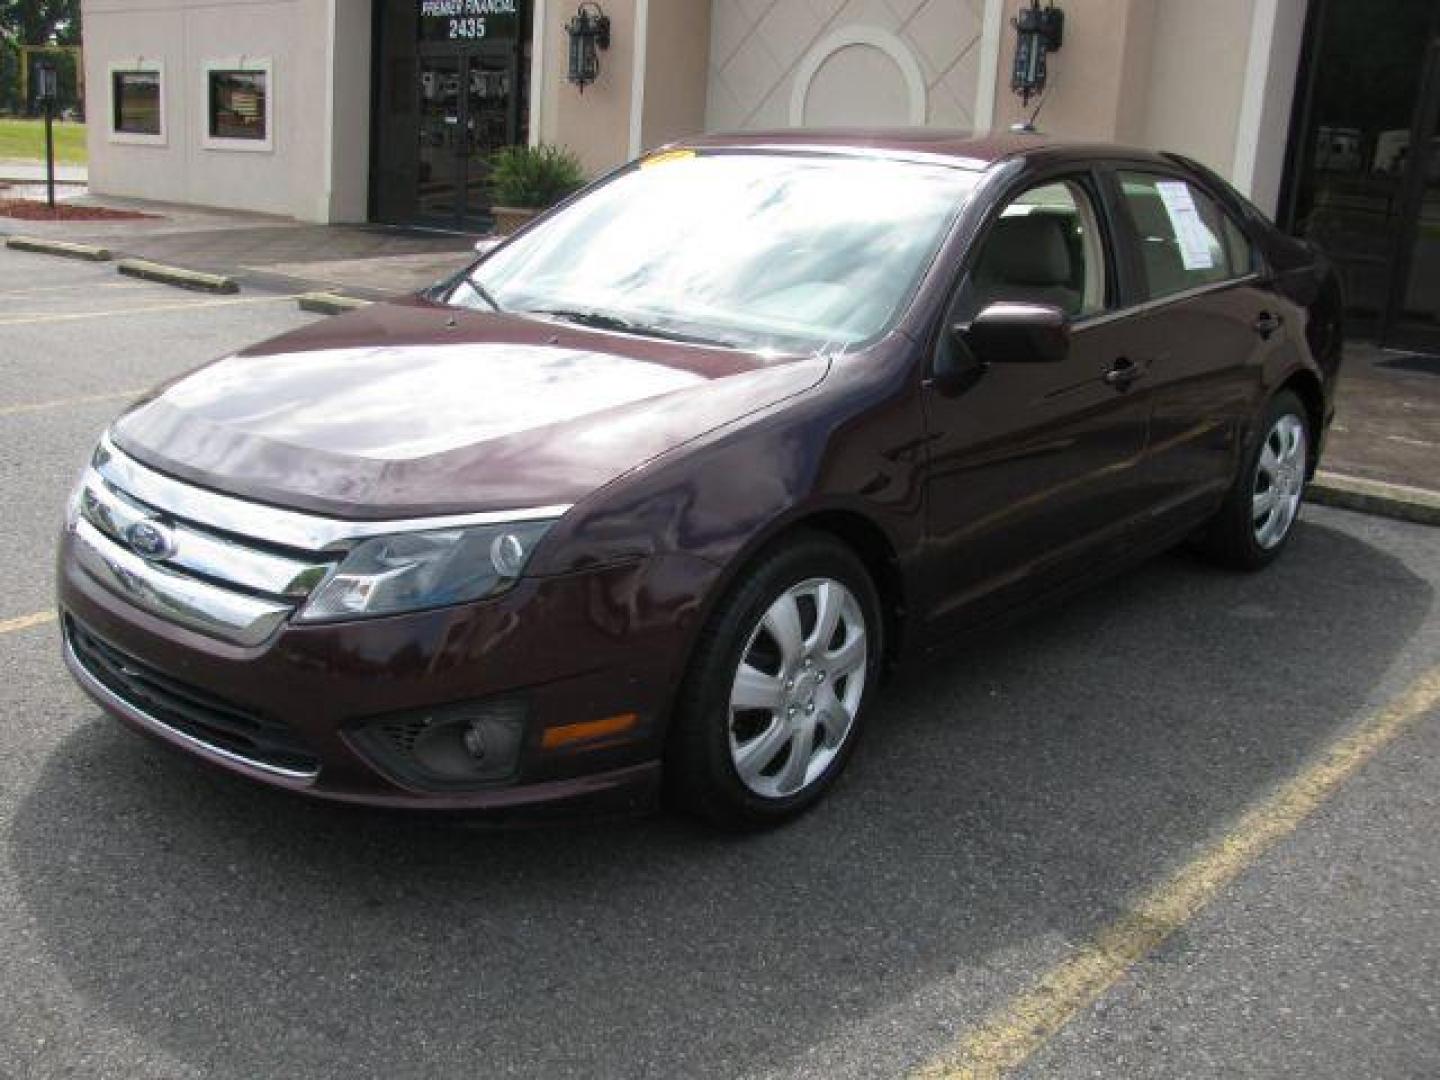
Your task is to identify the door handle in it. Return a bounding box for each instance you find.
[1103,357,1146,389]
[1253,312,1284,339]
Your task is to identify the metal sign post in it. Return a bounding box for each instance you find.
[38,62,59,210]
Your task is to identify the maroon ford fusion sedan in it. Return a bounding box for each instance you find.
[58,130,1342,827]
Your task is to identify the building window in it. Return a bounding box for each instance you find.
[107,61,165,145]
[210,70,266,140]
[202,59,273,151]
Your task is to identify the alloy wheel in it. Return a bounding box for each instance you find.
[727,577,868,799]
[1252,413,1308,549]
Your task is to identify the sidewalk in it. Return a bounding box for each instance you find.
[0,191,479,298]
[0,159,88,185]
[1325,344,1438,494]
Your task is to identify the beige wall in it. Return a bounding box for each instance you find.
[1232,0,1308,215]
[638,0,711,154]
[328,0,373,222]
[988,0,1307,215]
[991,0,1154,141]
[706,0,988,132]
[83,0,1310,222]
[83,0,346,221]
[533,0,710,177]
[1140,0,1254,177]
[534,0,638,177]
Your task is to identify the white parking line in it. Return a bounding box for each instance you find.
[0,294,302,327]
[0,281,151,299]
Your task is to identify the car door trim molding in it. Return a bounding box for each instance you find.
[1075,273,1263,332]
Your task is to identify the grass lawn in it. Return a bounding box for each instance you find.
[0,118,88,165]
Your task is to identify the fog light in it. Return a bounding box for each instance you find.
[349,697,527,791]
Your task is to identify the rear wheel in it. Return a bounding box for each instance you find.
[1200,390,1310,570]
[667,533,882,828]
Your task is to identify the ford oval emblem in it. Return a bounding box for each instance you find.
[124,519,176,561]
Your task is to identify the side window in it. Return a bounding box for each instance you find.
[954,178,1108,323]
[1117,171,1252,299]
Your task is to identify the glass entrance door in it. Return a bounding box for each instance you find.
[1388,41,1440,350]
[416,52,463,226]
[415,47,518,231]
[460,51,519,229]
[1283,0,1440,350]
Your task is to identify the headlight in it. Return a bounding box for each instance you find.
[297,520,555,622]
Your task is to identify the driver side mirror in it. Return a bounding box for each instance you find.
[933,301,1070,395]
[474,237,503,258]
[960,301,1070,365]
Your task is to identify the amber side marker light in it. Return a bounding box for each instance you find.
[541,712,638,750]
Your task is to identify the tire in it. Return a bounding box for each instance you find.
[666,532,884,829]
[1199,389,1311,571]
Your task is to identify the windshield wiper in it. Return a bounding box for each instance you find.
[526,308,736,347]
[466,277,505,313]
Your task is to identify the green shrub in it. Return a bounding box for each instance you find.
[488,143,586,209]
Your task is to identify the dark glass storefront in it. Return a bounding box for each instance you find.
[1281,0,1440,351]
[371,0,533,231]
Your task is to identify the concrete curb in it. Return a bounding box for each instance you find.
[1307,471,1440,526]
[116,257,238,294]
[5,235,112,262]
[296,292,372,316]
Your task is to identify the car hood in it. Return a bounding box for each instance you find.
[111,301,830,519]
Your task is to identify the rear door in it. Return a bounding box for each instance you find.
[919,172,1155,632]
[1101,168,1279,529]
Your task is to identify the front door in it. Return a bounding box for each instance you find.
[920,175,1153,633]
[416,46,519,231]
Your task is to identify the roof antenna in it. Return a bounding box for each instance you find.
[1026,90,1048,131]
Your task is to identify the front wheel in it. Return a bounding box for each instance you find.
[666,533,883,828]
[1200,390,1311,570]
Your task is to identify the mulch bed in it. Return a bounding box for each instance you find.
[0,199,158,221]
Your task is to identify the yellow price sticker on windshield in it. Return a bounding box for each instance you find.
[640,149,697,169]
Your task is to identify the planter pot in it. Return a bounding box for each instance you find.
[491,205,539,236]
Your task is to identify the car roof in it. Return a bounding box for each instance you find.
[676,128,1177,172]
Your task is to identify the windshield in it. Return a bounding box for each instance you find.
[447,151,980,352]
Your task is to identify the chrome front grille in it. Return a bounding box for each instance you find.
[71,438,338,646]
[68,435,574,646]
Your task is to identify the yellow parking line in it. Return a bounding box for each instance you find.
[915,662,1440,1080]
[0,389,143,417]
[0,610,56,635]
[0,294,300,327]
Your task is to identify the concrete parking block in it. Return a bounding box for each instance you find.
[1307,471,1440,527]
[116,257,239,294]
[5,235,112,262]
[296,292,373,315]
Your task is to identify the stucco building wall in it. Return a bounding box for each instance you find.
[82,0,334,220]
[81,0,1313,222]
[706,0,988,132]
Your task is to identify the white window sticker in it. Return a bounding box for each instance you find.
[1154,181,1216,271]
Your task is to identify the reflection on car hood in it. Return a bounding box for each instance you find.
[111,303,830,519]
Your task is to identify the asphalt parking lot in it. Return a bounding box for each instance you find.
[1,247,1438,1080]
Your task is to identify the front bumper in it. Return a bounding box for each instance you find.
[58,531,717,814]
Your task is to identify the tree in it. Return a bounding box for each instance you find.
[0,1,82,50]
[0,2,80,114]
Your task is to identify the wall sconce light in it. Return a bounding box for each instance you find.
[1011,0,1064,109]
[566,2,611,93]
